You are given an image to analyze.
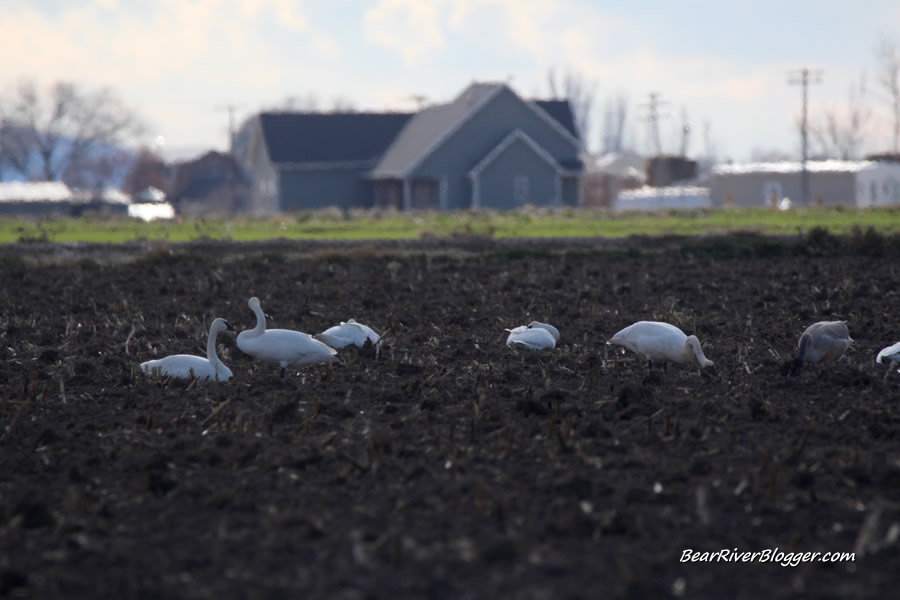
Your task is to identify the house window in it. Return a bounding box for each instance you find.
[514,175,529,205]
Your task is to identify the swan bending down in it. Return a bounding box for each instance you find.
[875,341,900,380]
[789,320,852,377]
[506,321,560,350]
[140,318,235,382]
[315,319,381,349]
[607,321,713,369]
[236,297,337,378]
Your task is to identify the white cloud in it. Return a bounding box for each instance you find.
[363,0,445,66]
[0,0,319,151]
[1,0,892,159]
[241,0,308,32]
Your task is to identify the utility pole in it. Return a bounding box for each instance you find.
[216,103,245,154]
[788,68,822,206]
[639,92,670,156]
[679,108,691,157]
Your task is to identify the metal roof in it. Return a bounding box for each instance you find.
[259,112,413,165]
[712,160,880,175]
[532,100,579,140]
[0,181,72,202]
[372,83,504,177]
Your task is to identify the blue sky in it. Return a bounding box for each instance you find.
[2,0,898,161]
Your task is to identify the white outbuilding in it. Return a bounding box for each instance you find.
[614,185,710,212]
[709,160,900,208]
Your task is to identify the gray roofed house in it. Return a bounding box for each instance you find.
[240,82,583,213]
[240,112,413,213]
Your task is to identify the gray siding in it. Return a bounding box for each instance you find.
[562,175,580,206]
[476,140,558,209]
[278,166,372,211]
[413,87,580,209]
[247,119,278,214]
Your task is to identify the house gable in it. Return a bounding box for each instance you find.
[372,83,504,178]
[407,85,582,209]
[469,130,562,209]
[373,83,582,180]
[415,85,580,177]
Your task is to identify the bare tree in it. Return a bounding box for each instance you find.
[876,35,900,152]
[328,96,357,113]
[268,93,356,114]
[547,67,596,149]
[810,75,871,159]
[600,93,628,153]
[0,79,143,187]
[277,93,320,111]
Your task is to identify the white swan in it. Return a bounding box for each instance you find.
[236,297,337,378]
[875,341,900,380]
[315,319,381,349]
[788,320,852,376]
[607,321,713,369]
[140,318,235,382]
[505,321,559,350]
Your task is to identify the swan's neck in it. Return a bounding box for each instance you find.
[685,338,707,365]
[247,304,267,338]
[206,326,221,365]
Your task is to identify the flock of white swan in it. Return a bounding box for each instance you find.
[140,296,900,384]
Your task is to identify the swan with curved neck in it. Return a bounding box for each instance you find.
[237,297,337,378]
[505,321,559,350]
[607,321,713,370]
[140,318,235,382]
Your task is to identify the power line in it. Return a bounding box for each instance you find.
[788,68,822,205]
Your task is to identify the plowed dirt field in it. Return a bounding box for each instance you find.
[2,236,899,599]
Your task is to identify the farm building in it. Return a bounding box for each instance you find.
[581,150,645,208]
[615,185,710,212]
[0,181,130,217]
[128,187,175,221]
[238,82,583,212]
[169,151,250,216]
[709,160,900,208]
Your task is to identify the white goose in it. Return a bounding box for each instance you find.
[875,341,900,380]
[607,321,713,370]
[315,319,381,350]
[140,318,235,382]
[236,297,337,378]
[788,320,852,376]
[505,321,560,350]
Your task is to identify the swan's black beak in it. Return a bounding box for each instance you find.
[223,320,236,332]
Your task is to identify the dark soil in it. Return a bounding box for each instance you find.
[1,236,899,599]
